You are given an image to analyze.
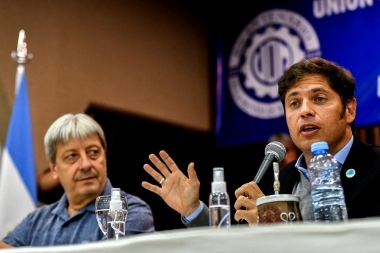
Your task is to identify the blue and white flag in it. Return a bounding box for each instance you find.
[0,66,37,239]
[216,0,380,146]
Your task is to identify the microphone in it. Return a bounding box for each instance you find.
[253,141,286,183]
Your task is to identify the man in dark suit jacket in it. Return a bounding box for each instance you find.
[265,137,380,220]
[142,57,380,226]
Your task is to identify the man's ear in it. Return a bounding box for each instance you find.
[346,98,357,124]
[49,163,58,180]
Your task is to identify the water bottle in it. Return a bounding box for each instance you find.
[209,167,231,228]
[308,141,348,222]
[107,188,125,239]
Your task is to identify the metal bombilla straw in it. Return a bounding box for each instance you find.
[273,162,280,195]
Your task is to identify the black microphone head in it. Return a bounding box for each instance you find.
[265,141,286,162]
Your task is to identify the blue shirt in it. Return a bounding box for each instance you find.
[2,179,155,246]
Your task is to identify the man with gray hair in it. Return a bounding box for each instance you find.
[0,113,154,248]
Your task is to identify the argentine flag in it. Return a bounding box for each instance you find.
[0,65,37,239]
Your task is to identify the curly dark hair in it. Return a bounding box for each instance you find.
[278,57,356,131]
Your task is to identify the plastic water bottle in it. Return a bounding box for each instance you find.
[107,188,125,239]
[308,141,348,222]
[209,167,231,228]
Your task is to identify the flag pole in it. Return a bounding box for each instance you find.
[11,29,33,63]
[0,30,37,238]
[11,30,33,94]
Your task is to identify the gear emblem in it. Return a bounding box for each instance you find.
[228,9,321,119]
[241,27,305,98]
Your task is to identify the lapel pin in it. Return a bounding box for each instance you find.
[346,168,356,178]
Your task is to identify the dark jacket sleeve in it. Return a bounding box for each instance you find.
[182,201,209,228]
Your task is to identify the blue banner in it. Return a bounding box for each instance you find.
[216,0,380,147]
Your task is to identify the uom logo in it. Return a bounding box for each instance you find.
[228,9,321,119]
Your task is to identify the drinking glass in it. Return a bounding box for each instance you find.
[95,195,128,239]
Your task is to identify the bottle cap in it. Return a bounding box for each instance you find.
[212,167,226,192]
[110,188,122,210]
[213,167,224,182]
[311,141,329,153]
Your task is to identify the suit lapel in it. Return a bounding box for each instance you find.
[341,138,380,206]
